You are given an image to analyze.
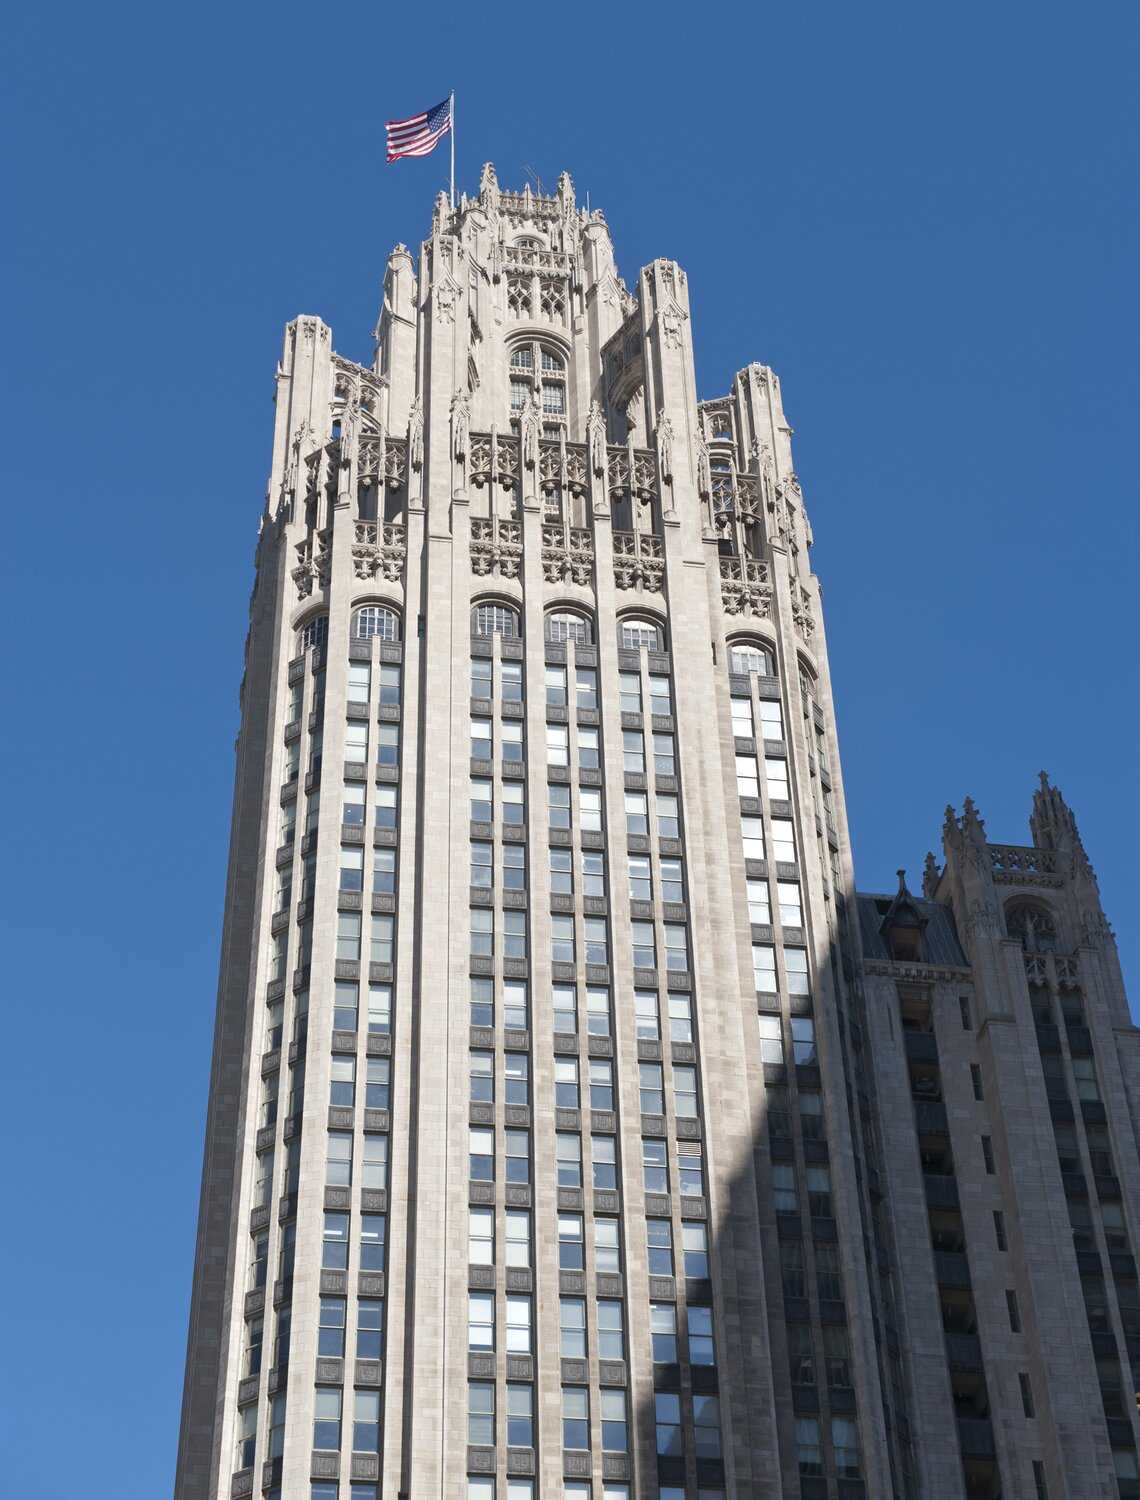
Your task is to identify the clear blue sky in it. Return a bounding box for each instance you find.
[2,2,1136,1494]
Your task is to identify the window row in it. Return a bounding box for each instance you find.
[313,1386,381,1452]
[740,814,796,863]
[472,605,667,653]
[752,946,811,997]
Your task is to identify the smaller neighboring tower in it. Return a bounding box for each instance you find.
[858,776,1140,1500]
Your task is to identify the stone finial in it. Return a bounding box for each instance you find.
[479,162,499,209]
[557,170,575,214]
[922,851,941,899]
[961,796,986,842]
[587,401,607,477]
[942,805,959,846]
[1030,769,1090,873]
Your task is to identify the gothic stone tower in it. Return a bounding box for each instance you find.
[174,166,1139,1500]
[857,782,1140,1499]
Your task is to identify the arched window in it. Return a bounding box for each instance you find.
[298,615,328,653]
[473,602,521,639]
[352,606,401,643]
[507,339,567,436]
[1006,903,1058,953]
[619,617,664,652]
[709,411,732,440]
[729,641,774,676]
[545,611,593,645]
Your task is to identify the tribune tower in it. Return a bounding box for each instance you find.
[176,167,1140,1500]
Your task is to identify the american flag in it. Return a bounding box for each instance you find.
[386,97,452,164]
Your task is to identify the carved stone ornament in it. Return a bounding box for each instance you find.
[434,278,458,323]
[450,389,471,464]
[470,518,522,578]
[352,521,406,583]
[292,530,331,599]
[922,851,941,899]
[655,409,675,483]
[696,435,711,498]
[520,395,541,469]
[612,531,664,592]
[660,303,688,350]
[790,586,816,643]
[408,397,424,471]
[587,401,607,477]
[542,524,594,586]
[719,557,772,618]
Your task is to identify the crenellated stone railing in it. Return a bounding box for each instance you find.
[990,845,1058,875]
[542,524,594,586]
[719,557,771,618]
[612,531,664,592]
[471,518,522,579]
[352,521,406,583]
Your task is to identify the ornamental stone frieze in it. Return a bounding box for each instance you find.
[719,557,772,618]
[541,524,594,586]
[292,529,330,599]
[470,518,522,578]
[351,522,406,583]
[612,530,664,592]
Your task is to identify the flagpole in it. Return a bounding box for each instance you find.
[449,91,456,208]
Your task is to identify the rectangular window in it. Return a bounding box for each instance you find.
[503,979,528,1029]
[470,841,493,889]
[663,924,688,971]
[667,993,693,1042]
[747,879,771,924]
[559,1213,584,1269]
[982,1135,996,1174]
[631,922,656,969]
[552,983,577,1034]
[329,1055,355,1107]
[771,818,795,864]
[647,1219,673,1276]
[832,1417,860,1478]
[652,734,675,776]
[551,914,575,963]
[693,1394,722,1458]
[971,1064,984,1100]
[772,1163,797,1214]
[589,1059,614,1111]
[785,949,810,995]
[506,1382,533,1446]
[994,1210,1007,1251]
[683,1221,709,1277]
[471,657,492,701]
[501,662,524,702]
[505,1130,530,1184]
[657,794,680,839]
[313,1387,342,1451]
[502,782,525,825]
[469,1206,494,1265]
[470,908,493,957]
[687,1304,715,1364]
[469,1291,494,1351]
[547,723,569,766]
[758,698,784,740]
[674,1065,699,1117]
[599,1389,627,1452]
[648,675,672,717]
[736,754,759,798]
[741,816,765,859]
[807,1166,833,1221]
[501,722,524,762]
[730,695,753,736]
[597,1300,624,1359]
[677,1141,703,1196]
[555,1057,580,1109]
[582,852,606,896]
[469,1127,494,1181]
[592,1135,617,1190]
[795,1417,822,1476]
[624,791,648,836]
[623,730,645,774]
[376,723,399,767]
[468,1380,494,1445]
[549,783,571,830]
[503,909,527,959]
[470,977,494,1028]
[562,1387,589,1450]
[353,1387,381,1451]
[326,1132,352,1187]
[470,718,493,760]
[635,990,659,1039]
[777,882,802,927]
[578,726,600,769]
[375,786,397,829]
[628,855,652,901]
[959,995,973,1030]
[799,1091,824,1140]
[373,846,396,893]
[362,1134,387,1189]
[753,945,777,995]
[558,1128,582,1188]
[367,983,391,1034]
[502,843,526,891]
[560,1296,587,1357]
[618,672,641,713]
[345,721,369,765]
[791,1017,816,1065]
[576,667,598,710]
[370,915,394,965]
[347,661,370,704]
[639,1062,664,1114]
[642,1137,668,1193]
[655,1392,681,1455]
[378,664,401,707]
[354,1214,384,1273]
[765,757,789,800]
[660,859,684,904]
[322,1212,348,1270]
[546,665,568,706]
[1019,1372,1035,1418]
[586,987,611,1036]
[318,1295,346,1356]
[583,917,608,964]
[595,1217,621,1273]
[1007,1288,1021,1332]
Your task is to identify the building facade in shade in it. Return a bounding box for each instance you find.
[175,165,1140,1500]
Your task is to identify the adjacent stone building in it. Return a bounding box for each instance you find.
[174,167,1140,1500]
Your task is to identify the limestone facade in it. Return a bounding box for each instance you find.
[174,167,1140,1500]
